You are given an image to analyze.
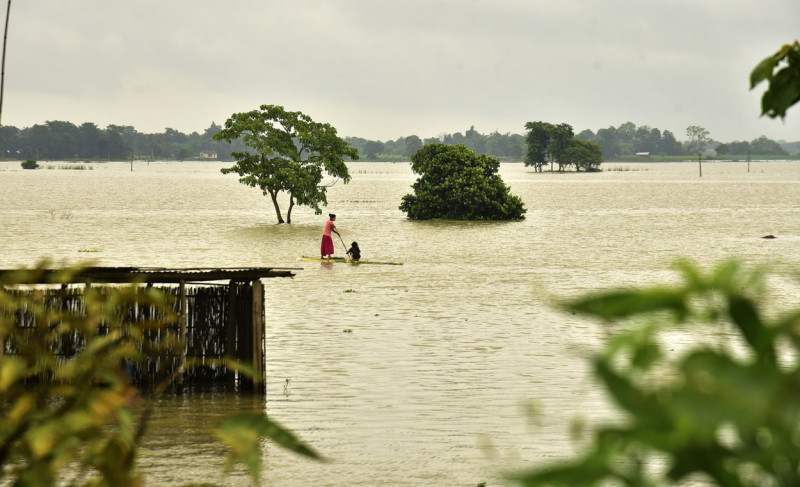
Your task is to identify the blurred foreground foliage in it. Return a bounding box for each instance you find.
[0,263,319,486]
[751,40,800,119]
[513,260,800,486]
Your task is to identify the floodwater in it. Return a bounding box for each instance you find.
[1,160,799,486]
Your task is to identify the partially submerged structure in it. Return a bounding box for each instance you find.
[0,266,298,394]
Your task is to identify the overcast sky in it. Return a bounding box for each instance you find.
[4,0,799,142]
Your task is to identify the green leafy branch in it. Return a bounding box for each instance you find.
[751,40,800,119]
[513,260,800,486]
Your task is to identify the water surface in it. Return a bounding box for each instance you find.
[1,160,799,486]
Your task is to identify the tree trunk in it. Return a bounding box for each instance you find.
[286,195,295,224]
[269,190,284,224]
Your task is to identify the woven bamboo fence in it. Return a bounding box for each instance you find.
[2,282,264,393]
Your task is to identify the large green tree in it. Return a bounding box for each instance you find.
[399,143,525,220]
[524,121,553,172]
[550,123,575,171]
[524,121,575,171]
[214,104,358,224]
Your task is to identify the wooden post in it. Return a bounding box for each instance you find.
[60,283,73,357]
[251,280,265,394]
[178,280,187,394]
[698,153,702,177]
[226,280,237,388]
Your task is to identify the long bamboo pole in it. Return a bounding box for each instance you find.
[0,0,11,133]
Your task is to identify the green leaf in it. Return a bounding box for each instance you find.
[762,67,800,118]
[215,412,322,483]
[595,360,666,425]
[565,288,687,321]
[728,296,774,362]
[750,54,780,88]
[0,356,27,392]
[26,423,59,459]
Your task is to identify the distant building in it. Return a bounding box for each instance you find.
[635,152,650,157]
[199,150,218,160]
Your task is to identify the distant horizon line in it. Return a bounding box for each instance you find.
[1,118,798,145]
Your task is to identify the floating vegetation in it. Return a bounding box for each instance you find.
[604,166,650,172]
[342,329,353,333]
[45,164,92,170]
[46,208,74,220]
[344,289,356,293]
[78,249,102,253]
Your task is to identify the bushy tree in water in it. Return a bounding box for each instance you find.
[399,143,525,220]
[512,260,800,486]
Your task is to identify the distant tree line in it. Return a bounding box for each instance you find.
[345,126,527,162]
[715,135,788,156]
[578,122,793,158]
[0,119,795,162]
[0,121,245,161]
[349,122,796,161]
[575,122,684,158]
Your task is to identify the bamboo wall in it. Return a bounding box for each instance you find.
[2,282,266,393]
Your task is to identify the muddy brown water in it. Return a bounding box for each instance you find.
[1,160,799,486]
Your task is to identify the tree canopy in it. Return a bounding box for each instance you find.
[399,144,525,221]
[685,125,711,154]
[214,104,358,224]
[562,138,603,171]
[524,121,602,171]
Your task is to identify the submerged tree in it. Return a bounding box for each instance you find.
[561,138,603,172]
[524,121,576,171]
[214,105,358,224]
[523,121,553,172]
[399,143,525,220]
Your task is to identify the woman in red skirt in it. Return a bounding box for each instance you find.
[320,213,340,259]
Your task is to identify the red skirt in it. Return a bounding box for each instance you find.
[320,235,334,256]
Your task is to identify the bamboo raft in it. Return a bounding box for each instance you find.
[298,256,403,265]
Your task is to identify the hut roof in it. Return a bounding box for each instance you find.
[0,266,298,285]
